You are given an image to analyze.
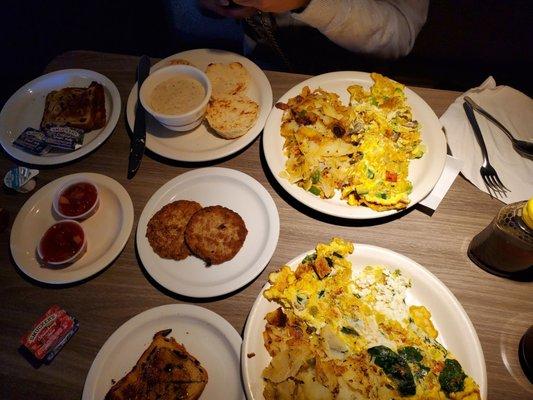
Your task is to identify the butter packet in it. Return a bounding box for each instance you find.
[12,128,50,155]
[44,126,85,151]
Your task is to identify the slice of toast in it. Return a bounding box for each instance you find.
[40,81,106,132]
[105,329,208,400]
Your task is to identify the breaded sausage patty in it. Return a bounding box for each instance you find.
[185,205,247,265]
[146,200,202,260]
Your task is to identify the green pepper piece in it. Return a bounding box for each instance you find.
[302,253,317,264]
[341,326,359,336]
[311,169,320,184]
[309,186,321,196]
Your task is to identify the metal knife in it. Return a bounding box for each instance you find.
[127,55,151,179]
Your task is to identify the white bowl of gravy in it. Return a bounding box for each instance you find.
[140,65,212,131]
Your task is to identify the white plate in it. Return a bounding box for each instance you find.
[10,173,134,284]
[263,71,447,219]
[136,167,279,298]
[82,304,245,400]
[0,69,121,166]
[126,49,273,162]
[242,243,487,400]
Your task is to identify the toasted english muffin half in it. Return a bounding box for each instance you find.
[205,62,249,97]
[167,58,196,68]
[206,95,259,139]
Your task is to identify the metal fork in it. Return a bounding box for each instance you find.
[463,101,510,198]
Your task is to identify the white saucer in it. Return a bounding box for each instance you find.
[10,173,134,284]
[126,49,273,162]
[0,69,121,166]
[82,304,245,400]
[136,167,280,298]
[262,71,447,219]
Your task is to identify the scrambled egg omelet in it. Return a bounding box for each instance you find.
[262,238,480,399]
[277,74,424,211]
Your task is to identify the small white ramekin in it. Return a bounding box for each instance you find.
[38,220,87,267]
[140,65,212,132]
[53,179,100,221]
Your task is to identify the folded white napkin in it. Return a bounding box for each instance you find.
[441,77,533,203]
[419,155,463,210]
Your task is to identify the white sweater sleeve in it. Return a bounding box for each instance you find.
[291,0,429,59]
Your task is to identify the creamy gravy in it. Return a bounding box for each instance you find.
[150,75,205,115]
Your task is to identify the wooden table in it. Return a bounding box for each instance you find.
[0,51,531,399]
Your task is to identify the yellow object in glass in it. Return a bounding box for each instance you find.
[468,198,533,277]
[522,197,533,229]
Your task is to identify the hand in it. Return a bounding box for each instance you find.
[198,0,257,19]
[232,0,311,13]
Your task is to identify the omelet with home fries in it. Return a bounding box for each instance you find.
[262,238,480,399]
[277,73,424,211]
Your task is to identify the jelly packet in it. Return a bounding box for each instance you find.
[44,126,84,151]
[12,128,49,155]
[20,305,79,363]
[4,166,39,192]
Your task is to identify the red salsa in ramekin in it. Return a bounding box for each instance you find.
[55,181,99,220]
[38,220,86,265]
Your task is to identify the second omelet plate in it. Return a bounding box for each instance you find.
[263,71,447,219]
[241,243,487,399]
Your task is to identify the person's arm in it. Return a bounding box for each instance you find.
[291,0,429,58]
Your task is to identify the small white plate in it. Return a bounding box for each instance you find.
[136,167,280,298]
[10,173,134,284]
[0,69,121,166]
[82,304,245,400]
[126,49,273,162]
[242,243,487,400]
[263,71,447,219]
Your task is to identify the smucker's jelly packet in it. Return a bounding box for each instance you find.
[4,166,39,192]
[12,127,50,155]
[44,126,85,151]
[20,305,79,364]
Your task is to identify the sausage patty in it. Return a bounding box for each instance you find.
[146,200,202,260]
[185,205,247,265]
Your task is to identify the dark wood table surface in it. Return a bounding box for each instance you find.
[0,51,531,399]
